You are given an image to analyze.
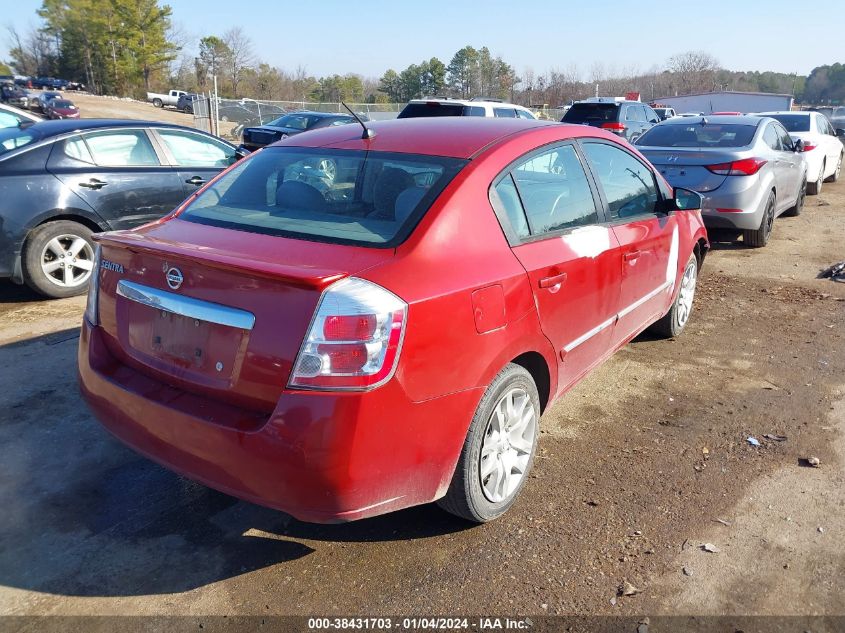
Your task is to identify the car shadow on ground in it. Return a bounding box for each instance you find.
[0,280,44,304]
[0,329,473,598]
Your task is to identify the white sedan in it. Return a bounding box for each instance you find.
[758,111,844,195]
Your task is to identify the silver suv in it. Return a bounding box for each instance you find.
[398,98,536,120]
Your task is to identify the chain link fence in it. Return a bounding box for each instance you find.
[191,97,567,142]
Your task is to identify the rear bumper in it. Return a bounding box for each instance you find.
[78,319,482,523]
[697,175,770,231]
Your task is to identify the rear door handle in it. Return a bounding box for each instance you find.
[185,176,207,186]
[539,272,567,289]
[79,178,107,190]
[623,250,641,262]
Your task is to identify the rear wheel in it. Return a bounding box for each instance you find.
[808,160,824,195]
[152,98,163,108]
[438,363,540,523]
[825,153,842,183]
[650,253,698,338]
[22,220,95,299]
[743,191,775,248]
[783,177,806,217]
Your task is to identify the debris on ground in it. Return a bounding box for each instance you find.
[747,436,761,447]
[618,581,641,596]
[818,527,825,534]
[701,543,720,553]
[763,434,788,442]
[807,456,821,468]
[714,518,732,526]
[682,567,693,576]
[819,261,845,282]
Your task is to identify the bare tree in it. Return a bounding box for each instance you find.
[666,51,720,94]
[223,27,254,96]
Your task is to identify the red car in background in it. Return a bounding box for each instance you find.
[78,118,708,524]
[45,98,80,119]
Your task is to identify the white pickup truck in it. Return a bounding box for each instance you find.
[146,89,186,108]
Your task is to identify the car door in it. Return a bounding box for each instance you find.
[580,140,678,346]
[773,122,802,209]
[489,142,622,393]
[47,129,187,230]
[818,115,842,171]
[150,128,238,195]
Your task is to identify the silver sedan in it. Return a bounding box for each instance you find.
[635,115,807,247]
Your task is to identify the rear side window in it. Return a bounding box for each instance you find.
[763,125,781,151]
[636,123,757,148]
[562,103,618,123]
[181,147,467,247]
[768,114,810,133]
[625,106,646,122]
[157,129,235,167]
[582,142,659,219]
[494,108,516,118]
[503,144,599,236]
[83,130,160,166]
[398,103,466,118]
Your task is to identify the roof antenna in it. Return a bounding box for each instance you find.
[341,102,375,140]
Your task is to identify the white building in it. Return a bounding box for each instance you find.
[652,91,794,114]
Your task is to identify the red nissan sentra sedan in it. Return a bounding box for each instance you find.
[78,117,708,523]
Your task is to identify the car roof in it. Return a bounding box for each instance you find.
[19,118,206,136]
[406,98,530,110]
[756,111,809,116]
[279,117,559,158]
[656,115,765,126]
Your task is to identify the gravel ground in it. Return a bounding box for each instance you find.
[1,98,844,622]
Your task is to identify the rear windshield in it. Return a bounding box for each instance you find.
[765,114,810,132]
[0,125,40,155]
[180,147,467,247]
[562,103,619,123]
[636,123,757,148]
[398,103,484,118]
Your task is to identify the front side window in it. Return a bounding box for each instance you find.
[509,144,599,235]
[180,147,467,247]
[582,142,659,219]
[625,106,646,122]
[157,129,235,167]
[763,125,781,151]
[83,130,160,166]
[775,124,794,151]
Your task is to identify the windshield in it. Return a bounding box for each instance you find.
[52,100,74,108]
[636,123,758,148]
[180,147,467,247]
[266,114,320,130]
[765,114,810,132]
[0,126,40,154]
[562,103,619,123]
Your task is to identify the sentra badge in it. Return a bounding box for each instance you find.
[101,260,124,273]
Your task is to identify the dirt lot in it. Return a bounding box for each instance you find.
[1,105,844,625]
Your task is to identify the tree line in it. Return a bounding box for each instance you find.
[2,1,839,106]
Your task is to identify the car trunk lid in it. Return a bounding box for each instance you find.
[94,218,393,413]
[638,148,741,192]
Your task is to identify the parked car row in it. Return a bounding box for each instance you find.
[1,76,85,90]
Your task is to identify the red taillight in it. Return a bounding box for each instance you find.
[801,142,817,152]
[289,278,408,391]
[706,158,767,176]
[601,122,626,132]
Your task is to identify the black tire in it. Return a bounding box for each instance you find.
[438,363,540,523]
[825,153,842,183]
[783,177,806,217]
[152,98,163,108]
[743,191,775,248]
[22,220,95,299]
[807,161,824,195]
[650,253,698,338]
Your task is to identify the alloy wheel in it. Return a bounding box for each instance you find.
[676,260,698,329]
[763,196,775,241]
[40,234,94,288]
[479,387,537,503]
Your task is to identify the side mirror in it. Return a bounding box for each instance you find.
[234,145,251,160]
[793,138,804,152]
[673,187,703,211]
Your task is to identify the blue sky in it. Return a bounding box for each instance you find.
[2,0,839,78]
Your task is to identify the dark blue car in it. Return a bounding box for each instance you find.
[240,111,360,151]
[0,119,245,297]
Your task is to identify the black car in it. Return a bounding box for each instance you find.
[176,92,199,113]
[241,111,359,150]
[0,119,246,298]
[0,85,29,109]
[561,99,660,143]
